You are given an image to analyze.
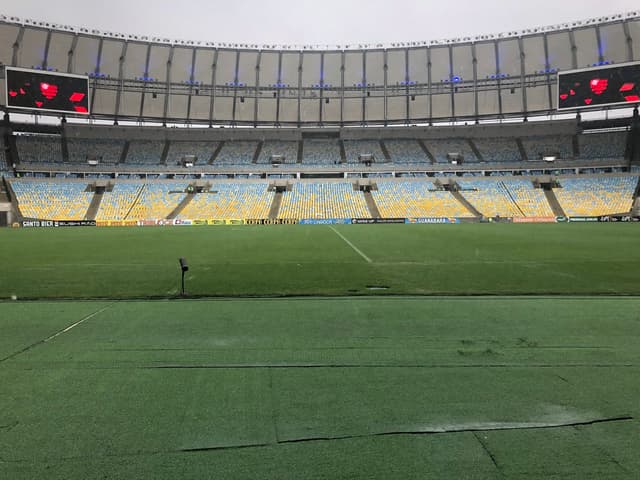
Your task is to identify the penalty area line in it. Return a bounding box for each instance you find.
[329,226,372,264]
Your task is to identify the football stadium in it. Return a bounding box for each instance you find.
[1,3,640,478]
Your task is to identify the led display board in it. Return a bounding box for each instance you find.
[5,67,90,115]
[557,61,640,111]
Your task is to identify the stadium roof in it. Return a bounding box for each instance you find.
[0,5,639,51]
[1,12,639,126]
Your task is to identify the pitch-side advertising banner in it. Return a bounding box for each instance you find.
[512,217,558,224]
[406,218,460,224]
[245,219,299,225]
[299,219,351,225]
[352,218,406,225]
[22,220,97,228]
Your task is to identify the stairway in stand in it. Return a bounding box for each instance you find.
[543,189,566,217]
[363,191,381,218]
[450,190,482,218]
[84,190,104,221]
[166,192,196,220]
[268,191,283,219]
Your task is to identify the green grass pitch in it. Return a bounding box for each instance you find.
[1,224,640,479]
[1,223,640,299]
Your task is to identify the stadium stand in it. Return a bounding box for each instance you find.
[372,181,470,218]
[177,182,273,219]
[384,140,429,164]
[257,141,299,164]
[302,139,342,165]
[553,176,638,216]
[278,182,371,219]
[578,131,627,160]
[12,181,93,220]
[343,140,386,163]
[521,135,574,160]
[125,140,165,165]
[165,141,218,165]
[503,180,555,217]
[425,138,478,164]
[473,138,522,163]
[215,141,259,165]
[278,182,370,219]
[67,138,125,164]
[126,183,188,220]
[96,183,144,220]
[458,180,523,217]
[16,135,63,163]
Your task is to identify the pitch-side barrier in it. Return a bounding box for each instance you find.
[14,216,640,228]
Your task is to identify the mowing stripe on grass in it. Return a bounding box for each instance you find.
[0,302,116,363]
[329,226,372,263]
[44,303,116,342]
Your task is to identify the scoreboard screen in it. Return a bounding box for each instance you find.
[5,67,90,115]
[557,61,640,111]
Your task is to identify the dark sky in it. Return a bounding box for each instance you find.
[2,0,638,46]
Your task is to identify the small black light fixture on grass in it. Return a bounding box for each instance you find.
[179,258,189,296]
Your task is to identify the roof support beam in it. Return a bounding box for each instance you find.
[543,33,553,114]
[494,41,503,119]
[448,45,455,120]
[472,44,479,123]
[185,47,197,122]
[623,21,634,62]
[163,46,174,126]
[66,33,78,74]
[113,41,127,122]
[11,27,24,67]
[208,50,218,127]
[427,47,433,126]
[42,30,52,70]
[255,51,261,127]
[518,37,528,119]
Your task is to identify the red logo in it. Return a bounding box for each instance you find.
[584,98,593,105]
[40,82,59,100]
[589,78,608,95]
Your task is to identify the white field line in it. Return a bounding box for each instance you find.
[329,226,373,264]
[44,303,115,343]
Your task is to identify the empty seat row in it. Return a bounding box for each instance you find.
[14,134,629,166]
[68,138,125,164]
[279,182,370,219]
[16,135,63,163]
[11,181,92,220]
[372,182,470,218]
[554,176,638,216]
[178,183,273,219]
